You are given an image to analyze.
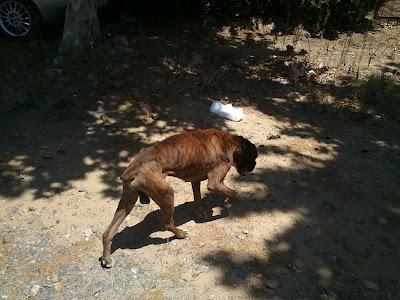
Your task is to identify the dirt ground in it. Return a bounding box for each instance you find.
[0,19,400,300]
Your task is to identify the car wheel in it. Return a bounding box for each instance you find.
[0,0,42,39]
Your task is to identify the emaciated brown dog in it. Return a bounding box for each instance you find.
[100,128,258,268]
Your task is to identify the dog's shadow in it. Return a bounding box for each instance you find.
[111,195,227,254]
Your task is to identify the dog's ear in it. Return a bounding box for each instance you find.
[241,137,258,160]
[234,136,258,174]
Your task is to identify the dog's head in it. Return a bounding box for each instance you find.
[234,136,258,176]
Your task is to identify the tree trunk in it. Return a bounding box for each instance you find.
[59,0,105,54]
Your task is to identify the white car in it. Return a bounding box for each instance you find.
[0,0,68,39]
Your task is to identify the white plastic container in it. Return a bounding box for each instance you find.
[210,101,244,122]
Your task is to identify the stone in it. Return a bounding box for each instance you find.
[130,267,138,275]
[84,228,93,237]
[376,217,388,225]
[46,68,63,77]
[383,72,394,78]
[313,227,322,236]
[51,273,60,283]
[363,280,379,291]
[113,35,129,48]
[31,284,41,296]
[53,282,62,292]
[326,254,337,263]
[265,279,279,289]
[372,115,383,122]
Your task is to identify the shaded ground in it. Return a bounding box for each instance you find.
[0,19,399,300]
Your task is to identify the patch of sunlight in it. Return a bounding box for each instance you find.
[24,166,35,172]
[270,97,287,104]
[155,120,168,128]
[118,102,133,110]
[217,26,232,39]
[7,155,28,167]
[373,139,388,147]
[83,156,95,166]
[50,182,62,188]
[119,150,129,158]
[373,139,400,151]
[317,267,333,288]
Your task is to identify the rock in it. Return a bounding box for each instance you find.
[322,201,341,213]
[92,283,104,295]
[313,227,322,236]
[242,229,249,234]
[51,273,60,283]
[376,217,387,225]
[7,206,22,216]
[112,35,129,48]
[363,280,379,291]
[130,267,138,275]
[307,70,317,80]
[372,114,383,122]
[84,228,93,240]
[267,134,281,140]
[293,259,304,272]
[326,254,337,263]
[337,258,350,270]
[46,68,63,77]
[53,55,64,65]
[40,152,53,160]
[383,72,394,78]
[182,272,193,282]
[265,279,279,289]
[53,282,62,292]
[31,284,41,296]
[232,59,248,70]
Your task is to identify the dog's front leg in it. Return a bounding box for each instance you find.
[207,164,237,208]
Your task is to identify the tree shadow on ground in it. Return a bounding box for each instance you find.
[0,18,399,299]
[111,194,226,253]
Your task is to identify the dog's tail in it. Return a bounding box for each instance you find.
[139,192,150,204]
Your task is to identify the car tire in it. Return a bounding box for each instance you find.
[0,0,42,39]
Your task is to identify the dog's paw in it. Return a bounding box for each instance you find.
[194,208,208,221]
[175,229,188,239]
[99,257,114,268]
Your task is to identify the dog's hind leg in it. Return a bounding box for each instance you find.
[145,176,188,239]
[160,190,188,239]
[192,181,207,220]
[100,184,138,268]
